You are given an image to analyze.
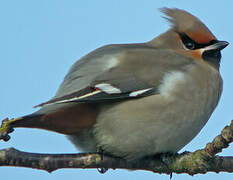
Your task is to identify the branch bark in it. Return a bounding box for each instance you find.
[0,119,232,175]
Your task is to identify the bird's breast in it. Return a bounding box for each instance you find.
[93,63,222,160]
[147,63,223,153]
[158,64,222,114]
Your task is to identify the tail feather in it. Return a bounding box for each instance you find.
[9,103,98,135]
[10,113,76,134]
[11,114,44,129]
[2,102,98,136]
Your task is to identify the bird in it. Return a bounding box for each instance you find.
[1,8,229,160]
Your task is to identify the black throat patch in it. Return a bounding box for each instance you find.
[202,49,221,69]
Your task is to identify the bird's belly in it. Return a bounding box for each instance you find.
[94,68,222,160]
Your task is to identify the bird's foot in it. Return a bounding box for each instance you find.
[97,147,108,174]
[159,153,176,179]
[180,150,191,155]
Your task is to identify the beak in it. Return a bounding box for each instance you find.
[205,40,229,51]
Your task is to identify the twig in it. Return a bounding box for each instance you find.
[0,120,232,175]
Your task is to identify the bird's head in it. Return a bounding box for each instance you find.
[149,8,229,70]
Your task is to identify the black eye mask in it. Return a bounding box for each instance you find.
[178,32,217,50]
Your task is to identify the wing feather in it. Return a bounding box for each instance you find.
[35,85,156,107]
[35,44,192,109]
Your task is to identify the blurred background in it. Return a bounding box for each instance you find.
[0,0,232,179]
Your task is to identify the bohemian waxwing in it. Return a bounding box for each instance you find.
[1,8,229,160]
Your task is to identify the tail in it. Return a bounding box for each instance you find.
[1,103,98,139]
[9,114,45,129]
[0,112,71,137]
[0,114,43,141]
[1,113,75,135]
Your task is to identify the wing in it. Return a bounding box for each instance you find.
[35,43,193,108]
[35,84,156,107]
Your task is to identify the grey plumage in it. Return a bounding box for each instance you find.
[13,8,227,161]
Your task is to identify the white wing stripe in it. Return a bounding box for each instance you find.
[129,88,153,97]
[39,86,153,107]
[44,90,102,106]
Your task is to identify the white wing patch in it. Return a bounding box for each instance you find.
[158,71,186,99]
[95,83,121,94]
[103,56,119,70]
[129,88,153,97]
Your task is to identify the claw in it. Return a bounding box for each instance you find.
[97,167,108,174]
[97,147,108,174]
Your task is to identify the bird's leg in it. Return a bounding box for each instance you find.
[97,147,108,174]
[157,152,175,179]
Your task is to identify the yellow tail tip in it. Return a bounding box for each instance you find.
[0,117,22,142]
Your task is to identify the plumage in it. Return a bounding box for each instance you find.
[160,8,216,43]
[6,8,228,160]
[36,47,193,108]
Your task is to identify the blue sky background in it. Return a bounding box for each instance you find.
[0,1,232,179]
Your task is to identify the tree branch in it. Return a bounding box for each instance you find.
[0,119,232,175]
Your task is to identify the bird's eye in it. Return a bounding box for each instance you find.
[184,41,195,50]
[178,33,196,50]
